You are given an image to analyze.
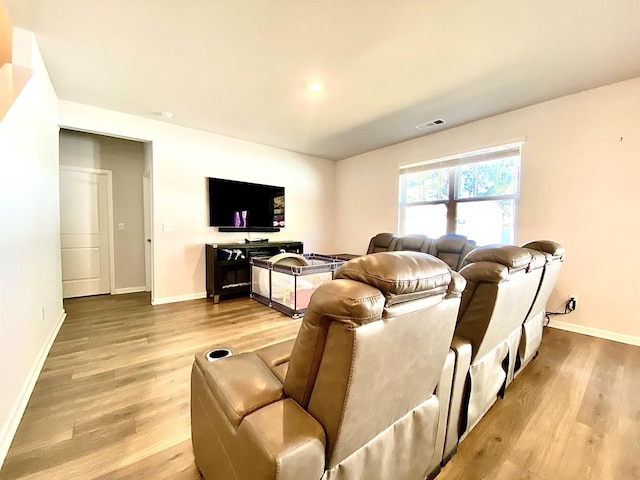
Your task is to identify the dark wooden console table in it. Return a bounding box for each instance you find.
[205,241,303,303]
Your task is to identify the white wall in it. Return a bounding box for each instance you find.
[0,29,63,466]
[58,102,337,304]
[336,77,640,344]
[59,130,147,292]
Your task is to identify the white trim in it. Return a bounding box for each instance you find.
[115,286,146,295]
[548,319,640,347]
[105,172,116,294]
[151,292,207,305]
[57,126,152,144]
[147,145,154,302]
[59,165,112,175]
[0,309,66,469]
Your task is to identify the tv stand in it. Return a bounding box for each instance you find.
[205,241,303,303]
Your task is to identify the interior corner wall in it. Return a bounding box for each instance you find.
[57,101,337,304]
[335,77,640,343]
[59,130,146,292]
[0,30,62,466]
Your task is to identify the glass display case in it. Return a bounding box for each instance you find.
[251,254,345,318]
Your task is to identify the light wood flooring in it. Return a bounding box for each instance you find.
[1,292,639,479]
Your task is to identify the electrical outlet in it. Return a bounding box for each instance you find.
[568,294,578,312]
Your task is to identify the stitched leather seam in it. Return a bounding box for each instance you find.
[331,330,357,464]
[313,292,382,306]
[338,268,451,291]
[298,292,381,407]
[241,393,284,420]
[300,317,329,408]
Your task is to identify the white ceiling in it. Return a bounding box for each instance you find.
[4,0,640,160]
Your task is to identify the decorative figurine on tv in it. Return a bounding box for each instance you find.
[233,210,248,227]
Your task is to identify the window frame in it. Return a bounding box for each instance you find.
[398,143,522,242]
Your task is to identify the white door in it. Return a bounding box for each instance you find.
[60,168,112,298]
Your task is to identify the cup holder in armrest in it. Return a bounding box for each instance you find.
[205,348,233,362]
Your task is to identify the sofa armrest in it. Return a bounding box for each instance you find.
[255,339,296,383]
[443,335,472,463]
[194,351,283,428]
[236,398,326,480]
[192,358,326,480]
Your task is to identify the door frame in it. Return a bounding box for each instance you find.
[142,175,152,292]
[59,165,116,295]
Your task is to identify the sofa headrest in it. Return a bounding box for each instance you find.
[336,251,464,305]
[458,261,510,284]
[396,234,430,252]
[522,240,565,260]
[304,280,386,328]
[372,232,397,248]
[435,234,471,253]
[463,245,531,272]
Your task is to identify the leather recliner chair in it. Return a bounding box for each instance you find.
[393,233,432,253]
[443,246,543,460]
[191,251,466,480]
[513,240,566,378]
[318,233,399,261]
[366,232,399,253]
[428,234,477,271]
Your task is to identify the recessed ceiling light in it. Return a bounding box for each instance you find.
[307,82,324,93]
[160,111,174,119]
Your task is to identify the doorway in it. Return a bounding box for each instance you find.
[58,130,151,300]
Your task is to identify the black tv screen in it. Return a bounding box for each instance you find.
[208,177,285,232]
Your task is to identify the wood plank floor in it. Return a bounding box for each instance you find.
[1,292,639,479]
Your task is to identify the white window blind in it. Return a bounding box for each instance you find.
[399,143,522,175]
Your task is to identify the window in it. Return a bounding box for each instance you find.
[399,143,521,245]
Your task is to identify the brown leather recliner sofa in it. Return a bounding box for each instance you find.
[445,247,543,448]
[326,233,476,271]
[191,251,466,480]
[392,233,476,271]
[392,233,431,252]
[442,242,564,461]
[514,240,566,379]
[191,240,565,479]
[427,234,477,271]
[326,232,400,261]
[367,232,399,253]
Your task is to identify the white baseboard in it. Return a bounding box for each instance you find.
[0,309,67,469]
[151,292,207,305]
[548,319,640,347]
[114,286,146,295]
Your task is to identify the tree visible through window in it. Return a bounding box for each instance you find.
[398,144,521,245]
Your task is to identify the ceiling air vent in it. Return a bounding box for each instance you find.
[415,119,446,130]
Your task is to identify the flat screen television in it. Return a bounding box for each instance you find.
[208,177,285,232]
